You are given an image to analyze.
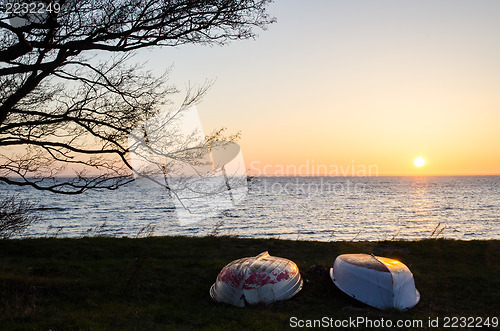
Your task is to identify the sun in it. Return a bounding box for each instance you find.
[414,156,426,168]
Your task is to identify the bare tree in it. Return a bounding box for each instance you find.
[0,0,274,194]
[0,195,39,238]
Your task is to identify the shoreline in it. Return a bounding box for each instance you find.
[13,233,500,242]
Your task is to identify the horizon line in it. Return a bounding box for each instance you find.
[247,173,500,177]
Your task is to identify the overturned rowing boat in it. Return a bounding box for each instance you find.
[210,251,303,307]
[330,253,420,311]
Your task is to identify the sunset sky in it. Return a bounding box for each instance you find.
[140,0,500,176]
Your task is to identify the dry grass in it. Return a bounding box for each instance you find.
[0,236,498,330]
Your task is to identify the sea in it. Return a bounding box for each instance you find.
[2,176,499,241]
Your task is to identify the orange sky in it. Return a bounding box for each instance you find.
[145,1,500,176]
[6,1,499,177]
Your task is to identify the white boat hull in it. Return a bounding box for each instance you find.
[330,254,420,310]
[210,251,303,307]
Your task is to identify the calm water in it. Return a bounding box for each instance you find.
[3,176,499,241]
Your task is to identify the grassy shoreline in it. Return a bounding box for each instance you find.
[1,236,499,330]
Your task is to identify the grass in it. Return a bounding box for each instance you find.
[0,236,499,330]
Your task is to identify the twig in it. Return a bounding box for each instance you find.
[391,229,401,241]
[430,222,441,238]
[435,226,446,238]
[351,230,362,241]
[208,220,224,237]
